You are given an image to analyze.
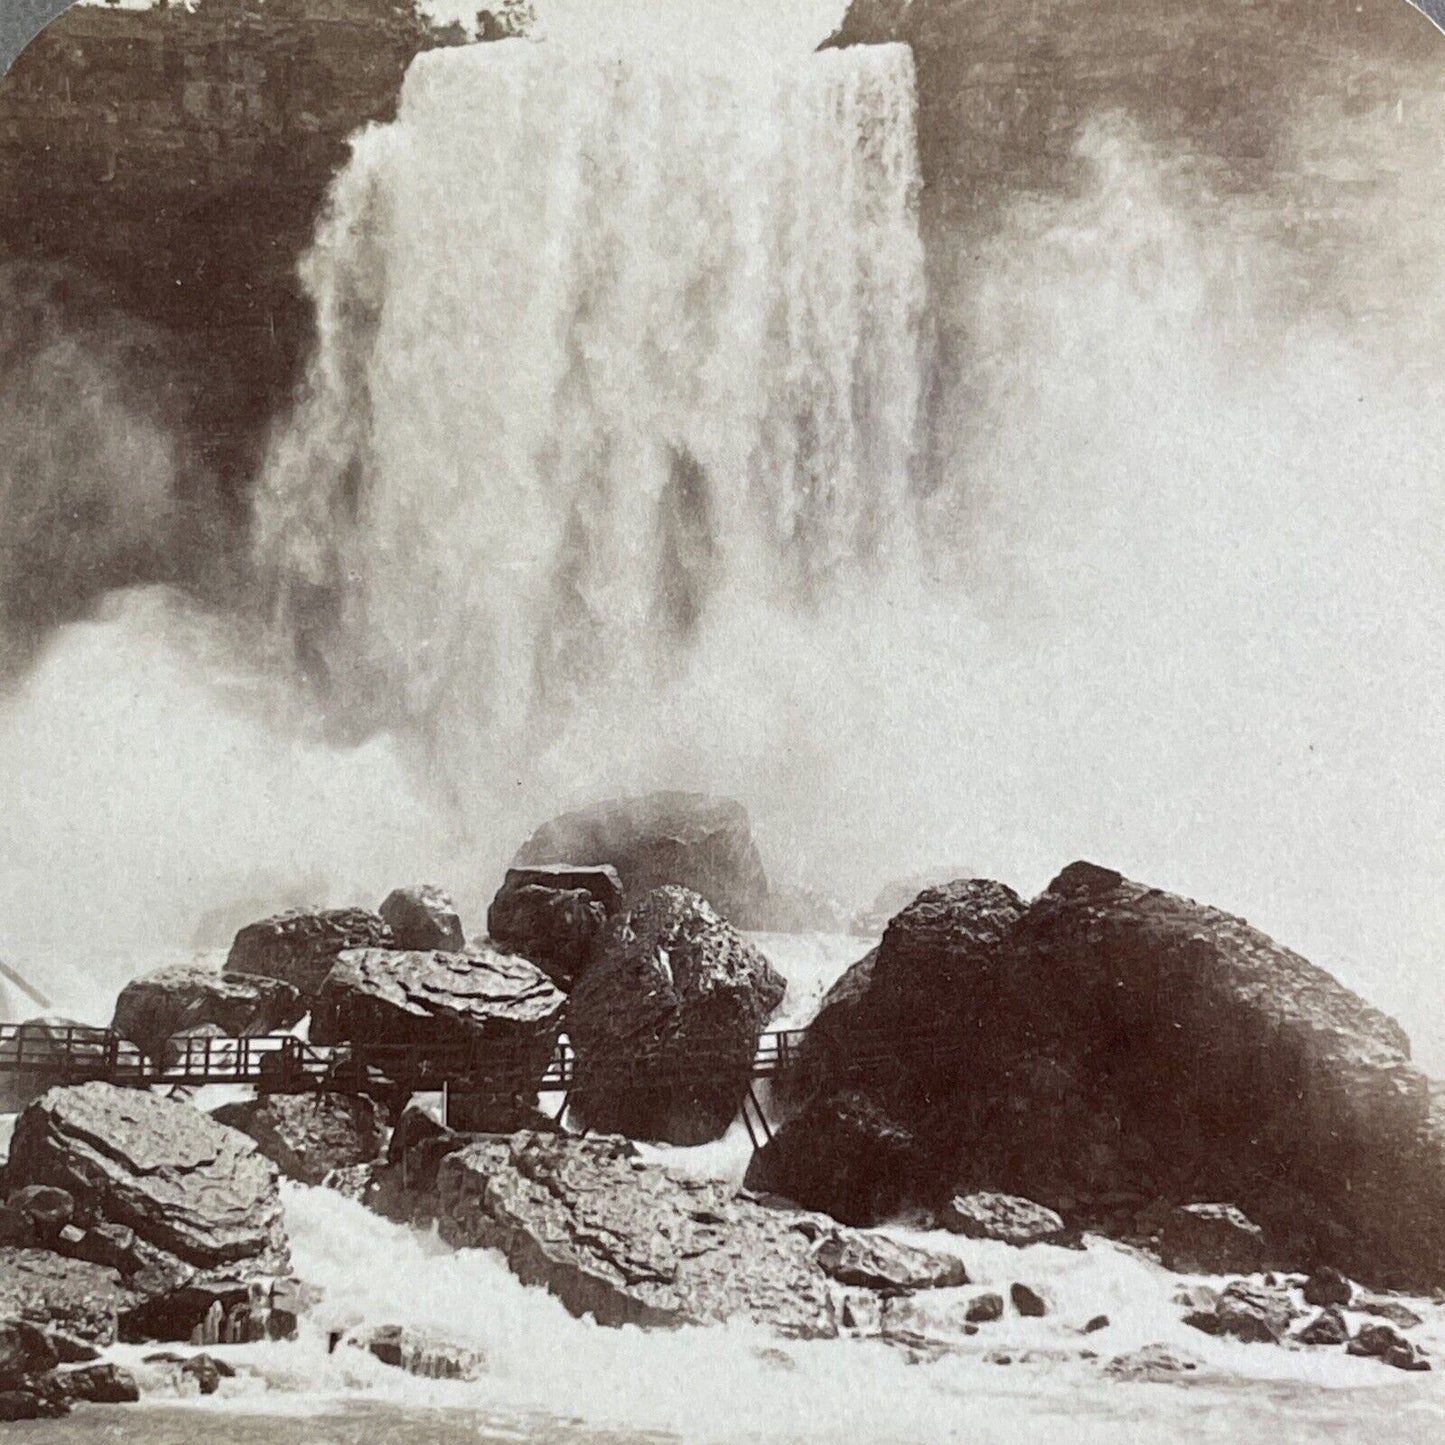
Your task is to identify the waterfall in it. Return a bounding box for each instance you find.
[254,38,925,799]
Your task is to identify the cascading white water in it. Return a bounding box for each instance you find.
[255,36,924,796]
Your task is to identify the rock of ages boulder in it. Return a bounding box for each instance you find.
[379,886,465,953]
[225,907,393,999]
[775,862,1445,1286]
[310,948,565,1092]
[566,887,785,1144]
[5,1083,287,1273]
[487,864,624,990]
[939,1193,1068,1247]
[513,792,770,926]
[211,1093,389,1186]
[1158,1203,1270,1274]
[111,966,303,1060]
[966,1291,1004,1323]
[433,1132,966,1337]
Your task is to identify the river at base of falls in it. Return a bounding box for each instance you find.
[5,934,1445,1443]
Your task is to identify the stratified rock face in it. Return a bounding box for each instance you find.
[310,947,565,1088]
[225,907,393,999]
[379,886,465,953]
[487,864,624,990]
[566,887,786,1144]
[513,792,770,926]
[0,1249,137,1346]
[433,1132,964,1335]
[5,1083,286,1272]
[111,965,303,1059]
[760,862,1445,1284]
[210,1093,388,1186]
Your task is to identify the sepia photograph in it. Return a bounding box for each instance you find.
[1,0,1444,1438]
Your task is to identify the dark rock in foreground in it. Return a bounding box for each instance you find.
[112,965,303,1060]
[567,887,785,1144]
[487,864,624,990]
[513,792,770,926]
[379,885,465,953]
[5,1083,287,1273]
[226,907,393,1000]
[433,1131,966,1336]
[211,1093,388,1186]
[310,947,564,1093]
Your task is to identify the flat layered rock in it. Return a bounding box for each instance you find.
[112,965,303,1059]
[5,1083,286,1272]
[434,1132,965,1336]
[310,947,564,1089]
[225,907,393,999]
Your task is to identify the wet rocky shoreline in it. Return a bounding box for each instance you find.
[3,791,1443,1419]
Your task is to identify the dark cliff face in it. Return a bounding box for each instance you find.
[0,0,438,513]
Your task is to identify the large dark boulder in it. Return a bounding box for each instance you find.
[310,947,565,1093]
[111,965,303,1060]
[210,1093,388,1186]
[379,885,465,953]
[5,1083,287,1274]
[757,863,1445,1285]
[225,907,393,1000]
[487,864,624,990]
[513,793,770,925]
[566,887,785,1144]
[435,1132,965,1335]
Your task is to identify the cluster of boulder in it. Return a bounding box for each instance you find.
[0,1082,299,1419]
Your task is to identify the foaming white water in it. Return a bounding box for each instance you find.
[254,36,924,825]
[130,1180,1442,1443]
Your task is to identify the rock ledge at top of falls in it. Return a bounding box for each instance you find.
[512,792,771,927]
[432,1131,966,1336]
[565,886,786,1145]
[752,863,1445,1288]
[309,947,565,1082]
[225,906,394,1000]
[3,1083,287,1274]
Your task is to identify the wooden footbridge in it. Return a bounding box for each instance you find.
[0,1019,919,1146]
